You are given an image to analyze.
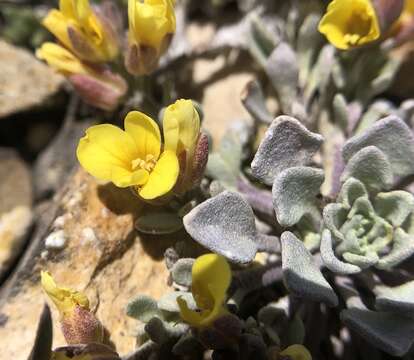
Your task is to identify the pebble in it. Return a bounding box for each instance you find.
[44,230,66,250]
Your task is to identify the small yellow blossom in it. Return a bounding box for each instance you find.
[41,271,89,318]
[128,0,175,51]
[177,254,231,328]
[42,0,118,62]
[76,109,180,200]
[280,344,312,360]
[126,0,176,74]
[318,0,380,50]
[36,43,127,111]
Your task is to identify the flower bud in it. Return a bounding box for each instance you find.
[41,271,103,345]
[36,43,127,110]
[125,0,176,75]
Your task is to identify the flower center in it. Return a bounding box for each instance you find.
[344,7,373,45]
[131,154,157,172]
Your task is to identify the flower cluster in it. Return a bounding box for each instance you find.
[76,99,207,201]
[36,0,176,110]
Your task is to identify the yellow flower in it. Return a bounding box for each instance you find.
[41,271,89,318]
[318,0,380,50]
[125,0,176,74]
[36,43,127,111]
[163,99,205,193]
[76,110,179,200]
[280,344,312,360]
[128,0,175,51]
[177,254,231,328]
[42,0,118,62]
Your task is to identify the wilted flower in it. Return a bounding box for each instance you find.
[36,42,127,110]
[177,253,231,327]
[279,344,312,360]
[41,271,103,344]
[42,0,119,63]
[125,0,176,75]
[318,0,380,49]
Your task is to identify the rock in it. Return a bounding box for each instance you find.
[0,40,64,118]
[0,148,33,280]
[0,168,173,358]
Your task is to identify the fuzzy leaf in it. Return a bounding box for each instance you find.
[341,308,414,356]
[272,166,324,227]
[241,80,273,124]
[265,42,298,113]
[158,291,196,313]
[183,191,258,264]
[343,115,414,177]
[323,203,348,242]
[337,177,368,208]
[341,146,393,191]
[251,116,323,186]
[376,281,414,316]
[135,212,183,235]
[126,295,163,323]
[332,93,349,132]
[374,191,414,227]
[145,317,188,344]
[171,258,194,287]
[281,232,338,307]
[320,229,361,274]
[376,228,414,269]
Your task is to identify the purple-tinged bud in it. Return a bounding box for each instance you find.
[125,43,159,76]
[69,68,127,111]
[191,132,209,187]
[372,0,404,32]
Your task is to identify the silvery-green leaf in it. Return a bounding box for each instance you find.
[158,291,196,313]
[374,191,414,227]
[342,251,379,269]
[281,231,338,307]
[340,308,414,356]
[343,115,414,177]
[28,305,52,360]
[183,191,258,264]
[206,154,238,189]
[397,99,414,125]
[297,214,322,252]
[354,100,394,135]
[265,42,298,113]
[126,295,163,323]
[341,146,393,191]
[272,166,324,227]
[248,13,279,68]
[375,281,414,316]
[337,177,368,208]
[332,93,349,132]
[297,14,323,87]
[251,116,323,186]
[135,212,183,235]
[320,230,361,274]
[376,228,414,269]
[323,203,348,242]
[145,317,188,344]
[241,80,273,124]
[305,45,335,101]
[171,258,194,287]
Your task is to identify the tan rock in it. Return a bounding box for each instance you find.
[0,168,172,359]
[0,148,33,279]
[0,40,64,118]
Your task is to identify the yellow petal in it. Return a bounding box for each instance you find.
[138,150,179,199]
[76,124,139,186]
[163,99,200,154]
[177,254,231,327]
[191,253,231,310]
[41,271,89,317]
[280,345,312,360]
[124,111,161,160]
[36,42,88,75]
[42,10,72,49]
[318,0,380,50]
